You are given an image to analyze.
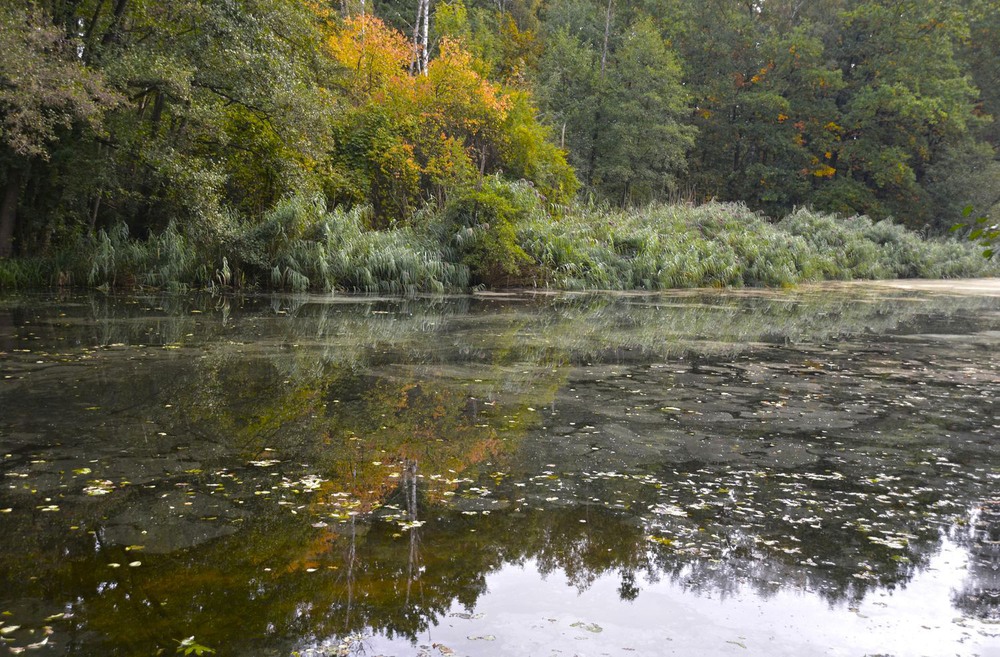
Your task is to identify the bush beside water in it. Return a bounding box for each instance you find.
[1,182,995,292]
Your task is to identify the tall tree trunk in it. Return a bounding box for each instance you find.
[600,0,613,77]
[82,0,107,63]
[586,0,613,190]
[411,0,430,75]
[421,0,430,74]
[0,168,23,259]
[586,107,602,188]
[411,0,424,74]
[98,0,129,49]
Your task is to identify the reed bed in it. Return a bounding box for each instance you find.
[521,202,996,290]
[1,194,994,292]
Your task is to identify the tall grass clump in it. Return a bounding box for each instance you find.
[521,202,813,289]
[86,222,198,291]
[2,193,994,292]
[522,202,995,290]
[310,205,468,294]
[0,257,54,289]
[778,208,997,279]
[75,195,468,293]
[221,196,467,294]
[679,203,821,286]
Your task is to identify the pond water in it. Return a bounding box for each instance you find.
[0,283,998,657]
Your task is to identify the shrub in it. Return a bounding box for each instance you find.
[437,178,542,286]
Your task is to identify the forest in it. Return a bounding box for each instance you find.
[0,0,998,291]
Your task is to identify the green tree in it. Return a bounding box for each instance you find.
[817,0,985,227]
[3,0,338,256]
[673,0,843,214]
[535,0,693,205]
[0,3,118,257]
[958,0,1000,149]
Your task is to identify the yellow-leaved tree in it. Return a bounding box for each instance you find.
[325,15,575,227]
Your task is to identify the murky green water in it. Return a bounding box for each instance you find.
[1,285,998,657]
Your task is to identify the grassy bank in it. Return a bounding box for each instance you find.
[1,184,995,293]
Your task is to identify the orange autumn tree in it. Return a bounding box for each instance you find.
[325,15,575,226]
[417,39,510,200]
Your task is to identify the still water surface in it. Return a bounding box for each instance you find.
[0,284,998,656]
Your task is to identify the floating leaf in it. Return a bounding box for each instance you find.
[176,637,215,656]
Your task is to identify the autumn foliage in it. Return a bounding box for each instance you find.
[325,15,575,226]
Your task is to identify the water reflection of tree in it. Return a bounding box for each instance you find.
[0,474,985,656]
[3,289,1000,654]
[402,459,422,607]
[7,288,1000,366]
[952,499,1000,622]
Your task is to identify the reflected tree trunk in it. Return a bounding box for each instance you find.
[403,458,421,605]
[344,457,361,630]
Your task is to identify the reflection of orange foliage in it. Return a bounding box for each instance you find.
[275,358,555,574]
[311,381,515,510]
[396,383,416,410]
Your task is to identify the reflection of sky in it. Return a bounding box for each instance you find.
[953,499,1000,626]
[354,541,993,657]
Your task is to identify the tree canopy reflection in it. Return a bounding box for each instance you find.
[0,289,997,655]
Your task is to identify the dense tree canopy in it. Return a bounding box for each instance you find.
[0,0,996,262]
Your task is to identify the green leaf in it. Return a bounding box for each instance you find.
[962,205,974,217]
[176,637,214,656]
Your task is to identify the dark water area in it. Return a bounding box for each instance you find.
[0,285,998,656]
